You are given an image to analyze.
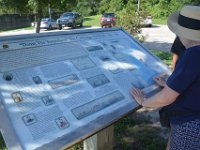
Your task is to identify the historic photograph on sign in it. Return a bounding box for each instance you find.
[87,74,110,88]
[41,95,55,106]
[71,91,125,120]
[86,45,104,52]
[22,114,37,126]
[71,56,96,70]
[55,116,69,129]
[11,92,23,103]
[48,74,80,89]
[32,76,42,84]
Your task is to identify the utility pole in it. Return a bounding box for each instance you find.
[137,0,140,12]
[49,5,51,20]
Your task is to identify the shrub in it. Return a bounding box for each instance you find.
[117,9,141,36]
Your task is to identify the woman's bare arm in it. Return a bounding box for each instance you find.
[130,85,180,108]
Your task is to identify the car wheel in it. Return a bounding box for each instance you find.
[72,22,76,29]
[48,25,52,30]
[149,24,152,27]
[80,22,83,27]
[58,24,62,30]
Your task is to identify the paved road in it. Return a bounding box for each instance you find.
[0,26,100,37]
[141,25,175,52]
[0,25,175,52]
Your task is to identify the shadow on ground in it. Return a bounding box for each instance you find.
[142,25,160,28]
[84,17,93,21]
[142,41,172,52]
[114,109,169,150]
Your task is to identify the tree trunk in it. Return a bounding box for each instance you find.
[35,2,43,34]
[35,13,41,33]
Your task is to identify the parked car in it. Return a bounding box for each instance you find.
[100,13,116,28]
[40,18,57,30]
[141,16,152,27]
[57,12,83,30]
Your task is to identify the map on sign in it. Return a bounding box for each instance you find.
[0,28,170,150]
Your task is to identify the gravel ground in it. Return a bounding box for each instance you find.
[141,24,176,51]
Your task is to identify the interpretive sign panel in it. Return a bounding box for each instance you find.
[0,28,170,150]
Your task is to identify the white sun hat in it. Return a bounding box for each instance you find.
[167,5,200,41]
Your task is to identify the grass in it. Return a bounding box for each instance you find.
[150,49,172,67]
[114,114,168,150]
[153,18,167,25]
[83,15,101,27]
[0,26,34,32]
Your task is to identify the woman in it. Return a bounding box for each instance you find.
[130,5,200,149]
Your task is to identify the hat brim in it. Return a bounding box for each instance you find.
[167,11,200,41]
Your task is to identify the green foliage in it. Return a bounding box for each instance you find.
[150,49,172,67]
[108,0,125,12]
[98,0,111,14]
[0,0,29,13]
[125,0,138,12]
[148,0,200,18]
[117,9,141,36]
[153,18,167,25]
[0,0,200,16]
[76,0,101,16]
[114,114,168,150]
[57,0,76,12]
[0,133,6,150]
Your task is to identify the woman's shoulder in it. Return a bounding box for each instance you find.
[186,45,200,54]
[184,45,200,62]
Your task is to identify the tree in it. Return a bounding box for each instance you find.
[76,0,101,16]
[117,8,141,36]
[0,0,29,13]
[108,0,125,12]
[125,0,138,13]
[28,0,49,33]
[99,0,111,14]
[57,0,77,12]
[0,0,58,32]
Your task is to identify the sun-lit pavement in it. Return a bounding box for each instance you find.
[0,26,101,37]
[141,24,175,51]
[0,25,174,52]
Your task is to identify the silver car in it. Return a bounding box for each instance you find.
[40,18,57,30]
[141,16,152,27]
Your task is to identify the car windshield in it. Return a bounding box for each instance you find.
[103,13,115,18]
[62,13,73,17]
[146,16,152,19]
[41,18,49,21]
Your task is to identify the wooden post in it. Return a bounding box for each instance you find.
[83,125,114,150]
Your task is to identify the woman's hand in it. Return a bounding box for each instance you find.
[130,87,145,106]
[153,73,168,87]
